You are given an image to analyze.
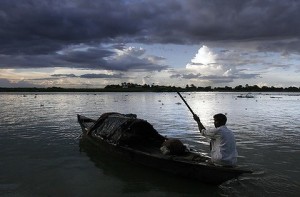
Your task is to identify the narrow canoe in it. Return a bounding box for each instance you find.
[77,114,252,185]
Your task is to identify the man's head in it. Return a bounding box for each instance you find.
[213,113,227,128]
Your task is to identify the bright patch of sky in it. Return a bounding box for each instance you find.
[129,43,199,68]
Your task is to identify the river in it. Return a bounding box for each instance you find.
[0,92,299,196]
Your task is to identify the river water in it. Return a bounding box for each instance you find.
[0,92,299,196]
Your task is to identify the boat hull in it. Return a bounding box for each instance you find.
[77,114,252,185]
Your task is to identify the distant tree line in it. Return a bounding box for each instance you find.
[104,83,300,92]
[0,83,299,92]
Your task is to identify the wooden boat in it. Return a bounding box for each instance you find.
[237,93,255,98]
[77,113,252,185]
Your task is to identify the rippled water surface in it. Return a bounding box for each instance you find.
[0,92,299,196]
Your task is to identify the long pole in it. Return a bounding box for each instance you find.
[177,92,195,116]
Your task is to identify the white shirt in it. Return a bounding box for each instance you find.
[201,125,238,166]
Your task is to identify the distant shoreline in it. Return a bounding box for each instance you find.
[0,84,299,93]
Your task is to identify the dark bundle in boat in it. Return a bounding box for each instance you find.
[87,112,166,148]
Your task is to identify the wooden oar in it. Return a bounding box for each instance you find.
[177,92,208,149]
[177,92,196,116]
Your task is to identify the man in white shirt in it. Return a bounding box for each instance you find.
[193,113,238,167]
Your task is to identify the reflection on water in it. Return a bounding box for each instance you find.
[0,92,299,196]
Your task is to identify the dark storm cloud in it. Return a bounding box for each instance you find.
[0,0,140,55]
[0,0,300,69]
[57,47,113,67]
[257,40,300,55]
[0,54,65,68]
[0,45,168,71]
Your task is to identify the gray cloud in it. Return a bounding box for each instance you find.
[257,40,300,55]
[170,72,236,83]
[50,73,124,79]
[170,71,259,84]
[79,73,124,79]
[1,0,300,52]
[0,0,140,55]
[170,73,198,79]
[201,75,236,84]
[0,45,168,71]
[51,74,77,78]
[0,0,300,71]
[0,78,43,87]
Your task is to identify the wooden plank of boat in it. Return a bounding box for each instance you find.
[77,114,252,185]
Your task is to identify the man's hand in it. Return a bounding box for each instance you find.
[193,114,206,131]
[193,114,200,122]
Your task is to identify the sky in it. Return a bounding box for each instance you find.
[0,0,299,88]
